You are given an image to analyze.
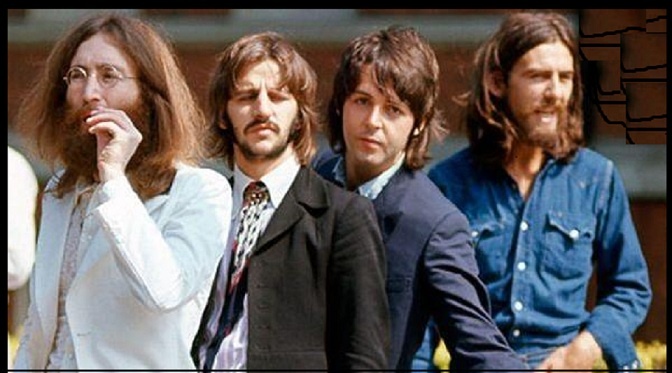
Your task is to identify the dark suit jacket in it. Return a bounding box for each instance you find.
[191,166,390,370]
[317,159,525,370]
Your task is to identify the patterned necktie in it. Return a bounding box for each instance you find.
[203,181,270,371]
[229,181,270,291]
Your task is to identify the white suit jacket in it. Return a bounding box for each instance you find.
[14,164,232,370]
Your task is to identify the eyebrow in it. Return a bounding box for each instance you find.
[71,63,131,74]
[237,79,290,90]
[352,87,407,108]
[72,61,118,68]
[523,66,574,74]
[351,88,373,98]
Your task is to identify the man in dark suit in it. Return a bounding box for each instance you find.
[191,31,389,371]
[315,26,526,371]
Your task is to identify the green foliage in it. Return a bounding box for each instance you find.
[433,339,667,371]
[593,340,667,371]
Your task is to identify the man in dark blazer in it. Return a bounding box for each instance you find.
[315,26,526,371]
[191,31,389,371]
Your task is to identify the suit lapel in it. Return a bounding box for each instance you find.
[373,166,412,205]
[254,167,328,252]
[372,168,413,242]
[34,191,75,343]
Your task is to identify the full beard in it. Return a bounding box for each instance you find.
[60,101,152,183]
[519,108,568,153]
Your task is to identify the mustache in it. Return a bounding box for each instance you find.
[538,97,566,109]
[244,119,279,133]
[62,105,101,135]
[72,104,106,125]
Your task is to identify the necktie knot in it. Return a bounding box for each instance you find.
[243,181,269,206]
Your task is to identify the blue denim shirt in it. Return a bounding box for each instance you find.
[428,147,652,370]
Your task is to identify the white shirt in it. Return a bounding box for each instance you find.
[203,155,300,370]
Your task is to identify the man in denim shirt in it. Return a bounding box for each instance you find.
[428,11,652,371]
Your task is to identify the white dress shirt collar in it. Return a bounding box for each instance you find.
[232,155,300,212]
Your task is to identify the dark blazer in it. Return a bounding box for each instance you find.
[317,158,525,371]
[191,166,390,370]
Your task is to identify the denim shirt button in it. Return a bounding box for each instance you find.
[569,229,580,240]
[520,221,529,231]
[471,230,478,238]
[513,301,524,311]
[512,329,521,337]
[517,262,527,271]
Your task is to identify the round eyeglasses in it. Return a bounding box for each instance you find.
[63,65,138,89]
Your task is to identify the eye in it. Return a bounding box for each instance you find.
[387,105,403,116]
[268,90,292,102]
[560,73,574,82]
[352,96,369,105]
[231,91,257,101]
[99,66,123,85]
[66,67,87,82]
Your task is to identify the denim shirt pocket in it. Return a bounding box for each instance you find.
[542,211,596,280]
[471,220,507,282]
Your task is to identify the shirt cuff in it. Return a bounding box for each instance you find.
[93,176,135,205]
[585,316,640,370]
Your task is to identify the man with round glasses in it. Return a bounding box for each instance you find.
[12,13,232,370]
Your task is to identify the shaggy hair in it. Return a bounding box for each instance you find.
[327,25,444,170]
[207,31,319,168]
[464,11,584,169]
[15,13,206,200]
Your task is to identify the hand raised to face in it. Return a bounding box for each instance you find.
[85,107,143,182]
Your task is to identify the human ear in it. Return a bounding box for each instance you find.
[411,120,426,138]
[218,110,229,130]
[488,70,506,98]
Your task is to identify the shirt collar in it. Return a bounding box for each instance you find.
[233,155,300,211]
[331,154,405,201]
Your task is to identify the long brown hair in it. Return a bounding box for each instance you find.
[327,25,444,170]
[207,31,319,169]
[15,13,206,200]
[465,11,584,169]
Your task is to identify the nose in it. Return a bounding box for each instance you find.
[81,74,104,103]
[365,105,384,129]
[544,75,561,101]
[253,89,273,118]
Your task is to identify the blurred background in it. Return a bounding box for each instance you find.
[7,8,666,351]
